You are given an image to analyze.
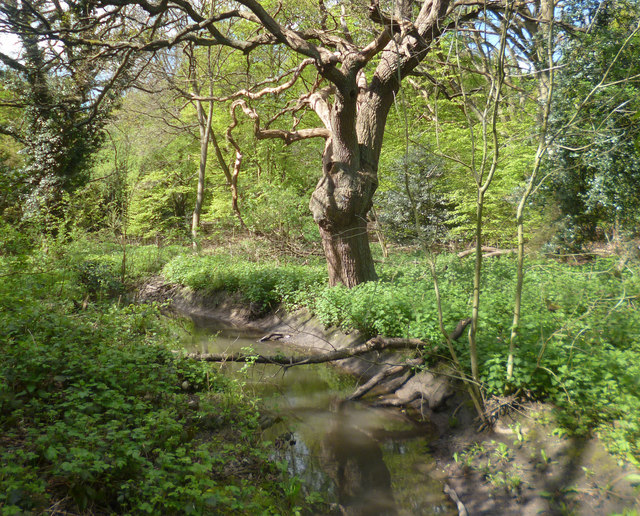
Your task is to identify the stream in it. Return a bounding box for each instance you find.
[184,313,457,516]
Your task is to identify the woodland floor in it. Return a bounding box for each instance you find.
[428,400,640,516]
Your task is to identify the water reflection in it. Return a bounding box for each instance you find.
[323,402,397,515]
[183,315,456,515]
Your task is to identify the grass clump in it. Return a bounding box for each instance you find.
[162,252,327,311]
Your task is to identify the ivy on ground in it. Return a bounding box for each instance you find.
[0,250,301,514]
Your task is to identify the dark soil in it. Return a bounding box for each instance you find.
[426,399,640,515]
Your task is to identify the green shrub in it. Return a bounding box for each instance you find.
[162,253,327,310]
[0,253,296,514]
[76,259,125,299]
[0,219,34,255]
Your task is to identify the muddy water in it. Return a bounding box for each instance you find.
[184,314,456,516]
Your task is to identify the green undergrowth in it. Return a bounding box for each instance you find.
[0,246,311,514]
[162,249,640,465]
[162,252,328,312]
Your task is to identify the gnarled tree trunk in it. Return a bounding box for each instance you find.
[208,0,450,288]
[310,157,379,286]
[308,78,394,287]
[303,0,449,287]
[317,217,377,287]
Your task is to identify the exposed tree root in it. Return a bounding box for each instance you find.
[347,359,422,401]
[444,483,468,516]
[373,391,421,407]
[477,392,523,431]
[347,318,471,404]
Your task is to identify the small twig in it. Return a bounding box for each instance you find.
[444,483,468,516]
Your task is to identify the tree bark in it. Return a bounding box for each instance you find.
[309,140,380,287]
[308,119,381,286]
[307,85,389,287]
[318,217,377,287]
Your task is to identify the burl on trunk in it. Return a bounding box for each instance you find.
[310,142,379,287]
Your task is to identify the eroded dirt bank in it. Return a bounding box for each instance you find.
[139,278,640,516]
[138,277,457,416]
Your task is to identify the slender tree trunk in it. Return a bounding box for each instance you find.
[208,132,245,228]
[229,149,247,230]
[191,99,213,248]
[466,7,510,400]
[507,0,556,380]
[188,42,215,249]
[468,191,485,384]
[370,207,388,260]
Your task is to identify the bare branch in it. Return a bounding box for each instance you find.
[183,336,434,366]
[191,58,315,102]
[0,51,28,73]
[234,0,345,85]
[229,98,330,146]
[0,124,25,143]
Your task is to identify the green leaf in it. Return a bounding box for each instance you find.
[625,474,640,486]
[44,446,58,461]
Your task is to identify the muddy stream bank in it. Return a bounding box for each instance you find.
[141,281,640,515]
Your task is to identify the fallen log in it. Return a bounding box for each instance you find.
[182,336,432,366]
[183,316,472,408]
[457,246,499,258]
[457,246,516,258]
[483,248,516,258]
[346,318,471,402]
[373,391,421,407]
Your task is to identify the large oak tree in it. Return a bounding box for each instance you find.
[5,0,459,285]
[1,0,558,286]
